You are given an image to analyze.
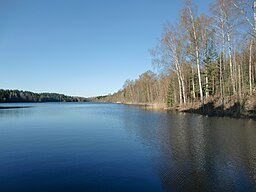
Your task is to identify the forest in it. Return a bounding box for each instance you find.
[98,0,256,117]
[0,89,87,103]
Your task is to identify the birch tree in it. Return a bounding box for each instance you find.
[161,25,187,104]
[181,0,204,102]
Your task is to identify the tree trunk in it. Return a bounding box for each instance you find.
[249,40,253,95]
[221,21,226,100]
[178,76,183,105]
[238,60,242,99]
[227,32,236,95]
[219,54,223,99]
[196,50,203,101]
[192,67,196,100]
[181,75,186,104]
[205,73,209,97]
[254,0,256,36]
[234,41,238,94]
[188,7,203,102]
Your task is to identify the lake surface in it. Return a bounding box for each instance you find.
[0,103,256,192]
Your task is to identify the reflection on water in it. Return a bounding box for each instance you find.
[0,103,256,191]
[0,108,32,119]
[121,106,256,191]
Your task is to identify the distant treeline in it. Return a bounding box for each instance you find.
[88,95,108,102]
[0,89,88,103]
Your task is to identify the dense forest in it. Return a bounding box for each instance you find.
[98,0,256,116]
[0,89,87,103]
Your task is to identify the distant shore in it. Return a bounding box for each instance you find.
[0,106,33,109]
[0,89,88,103]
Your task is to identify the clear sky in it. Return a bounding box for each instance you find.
[0,0,211,97]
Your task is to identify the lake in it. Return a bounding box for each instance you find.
[0,103,256,191]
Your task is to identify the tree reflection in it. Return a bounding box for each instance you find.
[122,107,256,191]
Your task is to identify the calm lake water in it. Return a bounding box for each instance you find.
[0,103,256,192]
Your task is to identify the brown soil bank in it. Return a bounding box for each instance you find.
[180,96,256,119]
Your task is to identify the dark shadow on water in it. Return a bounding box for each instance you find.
[121,105,256,191]
[0,106,34,119]
[183,101,256,120]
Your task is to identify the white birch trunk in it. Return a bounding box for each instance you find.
[238,60,242,99]
[249,40,253,95]
[178,76,183,105]
[192,67,196,100]
[227,32,236,95]
[188,7,203,102]
[181,75,186,104]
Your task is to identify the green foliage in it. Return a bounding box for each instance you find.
[0,89,87,103]
[166,84,174,107]
[203,38,218,95]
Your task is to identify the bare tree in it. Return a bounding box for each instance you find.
[181,0,204,102]
[231,0,256,38]
[162,25,187,104]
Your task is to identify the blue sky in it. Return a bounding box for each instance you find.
[0,0,211,97]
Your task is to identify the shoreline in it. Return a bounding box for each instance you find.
[114,96,256,120]
[0,106,33,109]
[1,100,255,120]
